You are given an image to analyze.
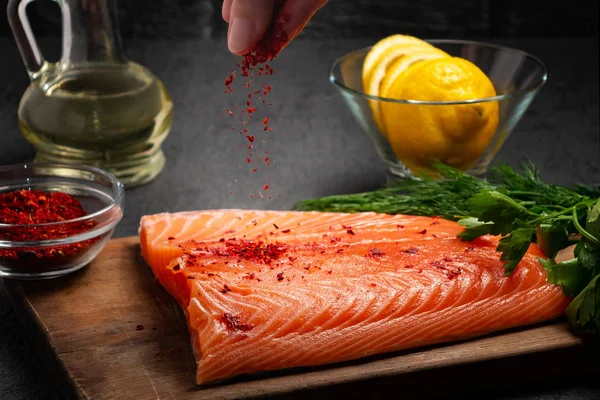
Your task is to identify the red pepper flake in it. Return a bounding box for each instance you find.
[214,239,288,265]
[247,135,255,142]
[224,71,235,86]
[281,229,291,233]
[252,168,258,173]
[227,109,234,116]
[0,189,98,262]
[288,256,296,262]
[432,234,438,238]
[330,237,341,243]
[263,184,269,191]
[187,275,196,280]
[264,157,271,166]
[402,247,419,255]
[247,106,256,114]
[342,225,352,229]
[136,325,144,331]
[417,229,427,234]
[247,158,252,163]
[397,225,405,229]
[277,272,284,281]
[367,248,385,257]
[245,272,256,280]
[336,249,344,253]
[172,264,181,271]
[327,270,332,274]
[220,313,254,333]
[262,117,269,125]
[430,221,440,226]
[221,284,232,294]
[346,229,355,235]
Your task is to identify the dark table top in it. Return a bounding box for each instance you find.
[0,36,598,399]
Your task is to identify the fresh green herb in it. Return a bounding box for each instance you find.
[295,162,600,333]
[294,163,494,220]
[294,162,598,219]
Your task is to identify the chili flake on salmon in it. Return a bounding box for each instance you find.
[139,210,569,385]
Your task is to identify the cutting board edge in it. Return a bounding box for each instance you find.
[5,280,88,400]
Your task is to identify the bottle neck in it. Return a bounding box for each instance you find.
[61,0,126,66]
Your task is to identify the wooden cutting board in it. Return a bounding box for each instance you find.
[4,237,598,400]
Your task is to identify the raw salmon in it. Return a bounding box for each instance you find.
[139,210,570,385]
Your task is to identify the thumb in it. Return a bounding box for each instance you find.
[228,0,275,55]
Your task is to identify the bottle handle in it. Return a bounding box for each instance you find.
[7,0,51,79]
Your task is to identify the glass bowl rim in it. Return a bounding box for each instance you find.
[329,38,549,105]
[0,162,124,235]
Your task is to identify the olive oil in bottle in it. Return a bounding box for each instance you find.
[9,0,173,187]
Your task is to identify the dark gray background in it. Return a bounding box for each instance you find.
[1,0,599,399]
[1,0,598,39]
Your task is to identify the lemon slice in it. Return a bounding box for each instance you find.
[362,35,435,90]
[379,51,450,100]
[369,50,449,138]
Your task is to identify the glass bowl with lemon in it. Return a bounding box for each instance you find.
[331,36,547,178]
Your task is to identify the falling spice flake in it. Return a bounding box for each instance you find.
[346,229,355,235]
[136,325,144,331]
[247,135,255,142]
[277,272,285,281]
[224,6,286,197]
[227,109,234,116]
[263,184,269,191]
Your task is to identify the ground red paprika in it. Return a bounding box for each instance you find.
[0,189,98,262]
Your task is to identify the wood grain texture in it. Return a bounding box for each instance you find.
[4,237,596,400]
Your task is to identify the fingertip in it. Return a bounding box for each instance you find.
[228,17,258,55]
[222,0,232,22]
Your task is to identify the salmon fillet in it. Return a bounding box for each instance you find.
[139,210,569,385]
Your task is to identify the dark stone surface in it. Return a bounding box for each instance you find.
[1,0,598,39]
[0,35,599,399]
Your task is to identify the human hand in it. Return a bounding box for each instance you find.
[222,0,328,55]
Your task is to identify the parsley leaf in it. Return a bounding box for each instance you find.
[566,274,599,332]
[496,223,536,275]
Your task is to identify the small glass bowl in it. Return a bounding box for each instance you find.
[0,163,124,279]
[330,39,548,178]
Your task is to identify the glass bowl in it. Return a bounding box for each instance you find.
[330,39,548,178]
[0,163,124,279]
